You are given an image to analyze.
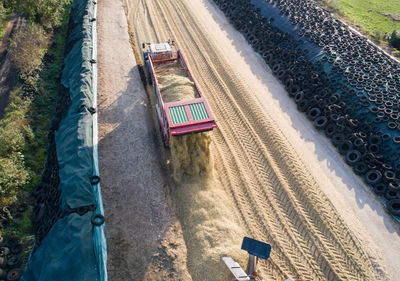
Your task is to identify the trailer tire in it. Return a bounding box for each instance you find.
[388,199,400,216]
[159,124,167,148]
[145,60,152,85]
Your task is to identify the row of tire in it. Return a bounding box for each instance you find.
[0,236,25,280]
[0,195,28,281]
[213,0,400,216]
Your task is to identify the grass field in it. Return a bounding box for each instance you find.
[318,0,400,45]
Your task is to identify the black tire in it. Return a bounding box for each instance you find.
[0,268,6,279]
[0,247,9,257]
[313,116,328,129]
[365,170,382,185]
[5,238,16,249]
[307,107,321,120]
[6,268,22,281]
[368,140,380,152]
[91,214,105,226]
[159,124,167,148]
[384,170,396,182]
[297,99,309,112]
[345,150,361,165]
[332,133,345,146]
[369,135,382,145]
[32,204,46,223]
[353,137,364,149]
[389,181,400,190]
[91,176,100,185]
[288,84,301,97]
[354,162,368,175]
[6,255,21,269]
[338,140,353,155]
[31,183,45,197]
[10,244,21,255]
[372,183,387,195]
[387,199,400,216]
[385,188,398,201]
[145,60,152,85]
[325,123,336,137]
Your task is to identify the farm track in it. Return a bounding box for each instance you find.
[123,0,384,279]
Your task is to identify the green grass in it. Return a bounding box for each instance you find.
[318,0,400,43]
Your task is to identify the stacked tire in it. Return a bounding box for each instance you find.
[212,0,400,217]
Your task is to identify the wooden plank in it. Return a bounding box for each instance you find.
[222,257,250,281]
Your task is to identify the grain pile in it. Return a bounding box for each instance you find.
[170,133,212,183]
[155,61,198,103]
[170,133,247,280]
[173,177,247,281]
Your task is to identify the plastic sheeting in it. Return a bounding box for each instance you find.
[22,0,107,280]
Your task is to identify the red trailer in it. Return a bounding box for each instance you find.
[143,40,216,147]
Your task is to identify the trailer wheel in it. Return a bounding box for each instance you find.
[145,60,152,85]
[159,124,167,148]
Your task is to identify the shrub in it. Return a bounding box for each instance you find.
[0,2,6,25]
[390,30,400,50]
[3,0,70,29]
[0,123,25,156]
[9,22,49,75]
[0,152,31,202]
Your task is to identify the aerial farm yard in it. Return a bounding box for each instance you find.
[98,0,400,281]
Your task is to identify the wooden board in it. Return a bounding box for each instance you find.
[222,257,250,281]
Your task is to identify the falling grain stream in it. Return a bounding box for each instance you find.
[122,0,388,280]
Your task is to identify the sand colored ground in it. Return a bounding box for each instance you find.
[95,0,400,280]
[154,60,198,103]
[121,0,400,280]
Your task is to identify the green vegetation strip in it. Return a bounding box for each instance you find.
[0,0,70,267]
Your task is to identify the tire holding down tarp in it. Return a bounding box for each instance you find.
[22,0,107,280]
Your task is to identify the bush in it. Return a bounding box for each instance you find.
[3,0,70,29]
[390,30,400,50]
[0,152,31,203]
[0,2,6,24]
[0,123,25,156]
[9,22,49,75]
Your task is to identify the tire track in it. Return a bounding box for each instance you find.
[123,0,385,280]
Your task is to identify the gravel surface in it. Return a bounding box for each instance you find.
[97,0,191,279]
[122,0,398,280]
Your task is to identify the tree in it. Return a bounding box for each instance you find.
[390,30,400,50]
[9,22,49,75]
[2,0,70,29]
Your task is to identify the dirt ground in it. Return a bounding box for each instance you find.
[97,0,191,280]
[0,16,22,119]
[98,0,400,280]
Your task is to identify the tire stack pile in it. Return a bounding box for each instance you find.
[0,205,28,281]
[30,133,65,250]
[212,0,400,218]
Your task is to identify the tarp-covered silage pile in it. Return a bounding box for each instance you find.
[22,0,107,280]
